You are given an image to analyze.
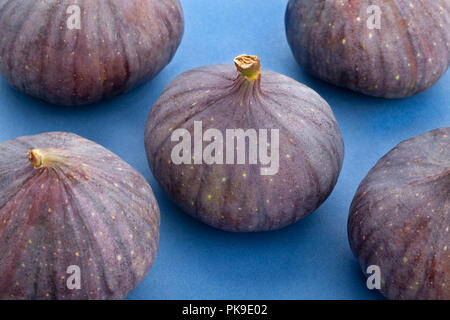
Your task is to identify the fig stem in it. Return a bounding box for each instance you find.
[234,54,261,82]
[28,149,44,168]
[28,149,61,169]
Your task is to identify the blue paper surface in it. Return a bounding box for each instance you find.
[0,0,448,300]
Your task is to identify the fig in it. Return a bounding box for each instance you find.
[0,132,160,300]
[145,54,344,232]
[0,0,184,106]
[348,127,450,300]
[285,0,450,98]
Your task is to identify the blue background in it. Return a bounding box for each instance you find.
[0,0,448,300]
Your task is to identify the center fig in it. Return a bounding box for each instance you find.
[145,55,344,232]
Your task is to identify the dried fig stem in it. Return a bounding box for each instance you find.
[234,54,261,82]
[28,149,67,169]
[28,149,45,168]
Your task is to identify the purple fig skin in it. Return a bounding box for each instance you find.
[0,132,160,300]
[145,55,344,232]
[285,0,450,98]
[348,128,450,300]
[0,0,184,106]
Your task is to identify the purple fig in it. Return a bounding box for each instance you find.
[0,0,184,105]
[0,132,160,299]
[145,55,344,232]
[285,0,450,98]
[348,127,449,299]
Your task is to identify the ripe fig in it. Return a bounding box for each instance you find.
[285,0,450,98]
[0,0,184,106]
[348,127,449,300]
[0,132,160,300]
[145,55,344,232]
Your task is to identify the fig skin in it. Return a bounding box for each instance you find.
[0,132,160,300]
[285,0,450,98]
[348,128,450,300]
[145,55,344,232]
[0,0,184,106]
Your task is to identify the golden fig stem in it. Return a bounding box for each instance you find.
[234,54,261,82]
[28,149,65,169]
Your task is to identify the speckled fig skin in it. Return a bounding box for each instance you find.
[145,55,344,232]
[0,0,184,106]
[0,132,160,300]
[285,0,450,98]
[348,128,450,300]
